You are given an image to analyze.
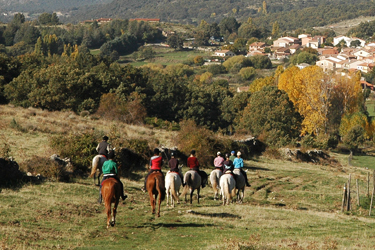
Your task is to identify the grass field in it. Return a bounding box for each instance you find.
[1,156,375,249]
[119,46,211,67]
[2,105,375,249]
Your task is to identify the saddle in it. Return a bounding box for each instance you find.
[224,172,235,177]
[101,155,107,159]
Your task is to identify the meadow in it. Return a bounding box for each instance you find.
[1,105,375,249]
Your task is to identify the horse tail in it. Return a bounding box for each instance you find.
[170,175,179,202]
[222,176,231,202]
[181,172,191,197]
[89,156,98,178]
[156,176,166,201]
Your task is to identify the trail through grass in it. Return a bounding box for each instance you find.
[2,157,375,249]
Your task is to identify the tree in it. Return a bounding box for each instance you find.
[236,86,302,146]
[350,40,361,48]
[272,21,279,38]
[249,55,272,69]
[278,66,335,135]
[343,125,366,153]
[262,1,268,15]
[249,76,275,93]
[239,67,256,80]
[290,51,318,65]
[167,34,183,50]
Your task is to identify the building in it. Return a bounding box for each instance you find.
[214,50,235,57]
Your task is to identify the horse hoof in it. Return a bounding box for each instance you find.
[110,221,115,227]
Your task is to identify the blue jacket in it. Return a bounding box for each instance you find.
[233,157,243,169]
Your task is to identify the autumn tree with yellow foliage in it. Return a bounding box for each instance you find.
[278,65,364,136]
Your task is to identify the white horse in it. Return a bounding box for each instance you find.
[181,170,202,204]
[165,169,182,207]
[233,168,246,204]
[89,155,107,186]
[219,173,236,205]
[210,169,223,200]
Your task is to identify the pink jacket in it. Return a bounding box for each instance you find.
[214,156,224,168]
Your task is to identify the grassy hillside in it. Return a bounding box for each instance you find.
[1,104,375,249]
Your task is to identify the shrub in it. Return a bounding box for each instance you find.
[176,120,215,167]
[24,156,70,182]
[49,132,98,174]
[239,66,256,80]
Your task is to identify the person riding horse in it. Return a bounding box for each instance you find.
[96,135,111,159]
[187,150,206,188]
[223,153,234,175]
[98,150,127,203]
[143,148,164,192]
[213,151,225,172]
[168,151,184,185]
[233,151,250,187]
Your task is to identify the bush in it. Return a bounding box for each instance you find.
[24,156,70,182]
[50,132,98,174]
[239,66,256,80]
[176,120,215,167]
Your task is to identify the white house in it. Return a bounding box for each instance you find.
[214,50,235,57]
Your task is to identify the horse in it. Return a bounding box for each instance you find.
[209,168,223,200]
[101,178,122,228]
[219,173,236,205]
[165,169,182,207]
[89,155,107,186]
[181,170,202,204]
[233,169,246,204]
[146,171,166,217]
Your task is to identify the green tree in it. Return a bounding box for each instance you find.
[343,125,366,153]
[236,86,302,146]
[167,34,183,50]
[249,55,272,69]
[239,67,256,80]
[272,21,279,38]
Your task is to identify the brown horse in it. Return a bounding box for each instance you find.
[146,171,166,217]
[101,178,122,228]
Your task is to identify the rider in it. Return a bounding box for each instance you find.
[142,148,163,192]
[187,150,205,188]
[213,151,224,172]
[223,153,234,175]
[168,151,184,185]
[233,151,251,187]
[229,151,236,162]
[99,150,127,203]
[96,135,111,159]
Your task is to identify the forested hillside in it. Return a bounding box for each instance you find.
[64,0,375,30]
[0,0,112,12]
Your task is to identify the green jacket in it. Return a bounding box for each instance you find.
[102,160,118,175]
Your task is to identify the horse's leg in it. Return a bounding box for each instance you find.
[157,192,161,217]
[149,192,155,214]
[190,189,193,204]
[166,187,170,207]
[112,199,119,227]
[106,201,111,229]
[197,188,200,204]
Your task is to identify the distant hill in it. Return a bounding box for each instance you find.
[63,0,375,31]
[0,0,112,14]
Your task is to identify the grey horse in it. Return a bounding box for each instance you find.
[181,170,202,204]
[210,169,223,200]
[219,173,236,205]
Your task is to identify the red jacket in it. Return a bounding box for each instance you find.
[187,156,199,170]
[150,155,163,170]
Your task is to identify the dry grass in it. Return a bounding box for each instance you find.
[0,104,177,164]
[314,15,375,36]
[2,104,375,249]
